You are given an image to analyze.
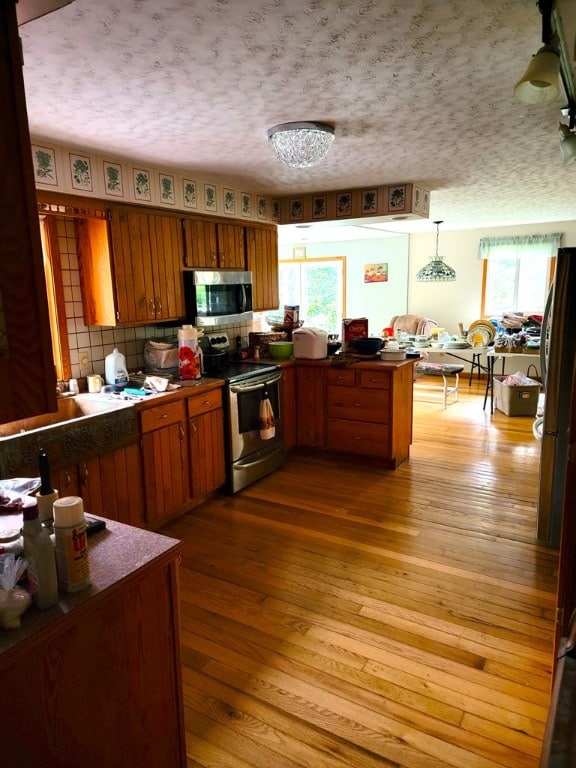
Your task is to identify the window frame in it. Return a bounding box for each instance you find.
[480,247,557,319]
[278,256,346,334]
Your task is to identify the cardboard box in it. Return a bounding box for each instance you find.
[493,375,540,416]
[342,318,368,351]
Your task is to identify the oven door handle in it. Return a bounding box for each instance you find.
[229,372,282,392]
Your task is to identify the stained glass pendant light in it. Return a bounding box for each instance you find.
[415,221,457,282]
[267,122,335,168]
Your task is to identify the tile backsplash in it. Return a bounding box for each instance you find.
[56,218,253,380]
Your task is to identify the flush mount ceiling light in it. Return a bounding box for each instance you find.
[415,221,457,283]
[267,122,335,168]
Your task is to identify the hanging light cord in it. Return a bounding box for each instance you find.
[434,220,442,259]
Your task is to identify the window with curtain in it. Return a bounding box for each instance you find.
[478,233,560,317]
[278,257,345,335]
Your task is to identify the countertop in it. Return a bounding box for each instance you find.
[287,355,417,370]
[0,518,182,658]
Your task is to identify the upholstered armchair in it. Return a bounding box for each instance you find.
[389,314,438,337]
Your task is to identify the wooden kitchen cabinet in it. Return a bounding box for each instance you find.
[186,388,226,498]
[53,444,146,528]
[183,217,246,269]
[0,521,186,768]
[296,365,327,448]
[281,364,297,452]
[0,0,57,423]
[76,208,184,325]
[140,399,190,527]
[326,364,414,466]
[294,359,415,467]
[245,224,279,311]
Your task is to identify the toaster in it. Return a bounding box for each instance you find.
[292,327,328,359]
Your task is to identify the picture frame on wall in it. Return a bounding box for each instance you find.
[361,189,378,215]
[103,161,123,197]
[224,188,235,215]
[31,145,58,186]
[257,196,268,220]
[288,198,304,221]
[336,192,352,217]
[159,173,175,204]
[312,195,327,219]
[241,192,252,217]
[272,199,281,222]
[204,183,217,211]
[364,263,388,283]
[387,184,407,213]
[70,153,93,192]
[133,168,151,201]
[182,179,197,208]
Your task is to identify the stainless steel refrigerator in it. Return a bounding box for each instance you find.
[537,247,576,547]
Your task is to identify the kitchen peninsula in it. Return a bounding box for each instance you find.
[0,519,186,768]
[288,357,416,468]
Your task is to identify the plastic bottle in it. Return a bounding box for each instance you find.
[178,325,202,380]
[104,347,129,389]
[52,496,91,593]
[22,504,58,609]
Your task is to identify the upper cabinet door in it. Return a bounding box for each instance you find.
[216,223,245,269]
[183,218,218,268]
[0,0,57,423]
[182,218,246,270]
[77,209,184,326]
[112,210,154,323]
[148,213,185,321]
[245,226,279,312]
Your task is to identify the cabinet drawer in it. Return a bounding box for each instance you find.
[140,400,185,433]
[359,370,391,390]
[327,368,356,387]
[327,386,389,423]
[327,418,390,456]
[187,388,223,417]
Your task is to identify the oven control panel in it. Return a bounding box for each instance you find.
[207,333,229,349]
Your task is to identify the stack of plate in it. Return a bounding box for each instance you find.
[466,319,496,346]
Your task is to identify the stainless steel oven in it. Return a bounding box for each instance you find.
[226,364,283,493]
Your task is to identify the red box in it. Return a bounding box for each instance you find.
[342,318,368,351]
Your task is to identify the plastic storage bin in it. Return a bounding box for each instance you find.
[493,375,540,416]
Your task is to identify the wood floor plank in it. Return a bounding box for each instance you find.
[162,381,556,767]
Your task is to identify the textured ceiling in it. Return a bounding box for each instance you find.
[18,0,576,233]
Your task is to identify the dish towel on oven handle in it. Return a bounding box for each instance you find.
[259,390,275,440]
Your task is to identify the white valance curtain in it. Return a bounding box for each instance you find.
[477,233,562,260]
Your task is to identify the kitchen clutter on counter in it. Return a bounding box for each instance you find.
[0,461,94,629]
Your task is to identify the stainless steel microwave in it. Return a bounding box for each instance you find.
[183,269,253,327]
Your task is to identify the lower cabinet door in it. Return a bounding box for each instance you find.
[188,409,226,498]
[54,446,146,528]
[327,417,390,457]
[142,422,190,526]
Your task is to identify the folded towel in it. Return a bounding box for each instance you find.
[259,396,275,440]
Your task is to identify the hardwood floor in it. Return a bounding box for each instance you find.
[161,377,558,768]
